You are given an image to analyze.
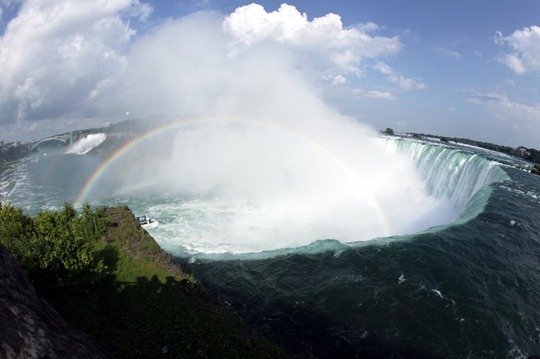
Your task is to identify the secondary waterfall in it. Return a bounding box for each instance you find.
[66,133,107,155]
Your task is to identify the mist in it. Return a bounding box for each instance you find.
[90,8,458,253]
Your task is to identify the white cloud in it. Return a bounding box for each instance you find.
[498,53,526,74]
[469,92,540,124]
[332,75,347,85]
[223,3,402,79]
[467,91,540,146]
[495,26,540,74]
[365,90,395,100]
[0,2,419,140]
[372,62,425,91]
[123,0,152,22]
[0,0,150,124]
[116,11,347,124]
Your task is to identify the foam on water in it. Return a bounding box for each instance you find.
[81,118,472,256]
[90,128,502,257]
[1,129,509,257]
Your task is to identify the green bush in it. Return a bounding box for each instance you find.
[0,202,33,262]
[0,202,112,291]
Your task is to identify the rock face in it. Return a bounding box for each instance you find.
[0,244,113,359]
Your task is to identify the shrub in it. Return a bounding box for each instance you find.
[0,202,112,291]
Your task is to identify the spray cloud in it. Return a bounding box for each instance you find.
[91,5,454,253]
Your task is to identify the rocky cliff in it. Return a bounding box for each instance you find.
[0,244,113,359]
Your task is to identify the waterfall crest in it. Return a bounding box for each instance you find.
[381,137,509,211]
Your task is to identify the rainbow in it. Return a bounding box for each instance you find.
[74,118,194,207]
[74,116,393,236]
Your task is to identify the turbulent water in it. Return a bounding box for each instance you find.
[1,134,540,358]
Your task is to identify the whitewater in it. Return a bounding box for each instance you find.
[1,132,540,358]
[1,3,539,357]
[52,117,505,257]
[65,133,107,155]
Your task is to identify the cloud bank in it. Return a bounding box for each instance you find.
[0,1,415,140]
[469,92,540,123]
[0,0,151,134]
[223,4,401,80]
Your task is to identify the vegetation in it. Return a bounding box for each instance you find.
[383,128,395,135]
[0,142,34,171]
[0,202,110,292]
[528,148,540,164]
[0,203,290,358]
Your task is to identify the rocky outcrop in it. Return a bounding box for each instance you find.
[0,244,113,359]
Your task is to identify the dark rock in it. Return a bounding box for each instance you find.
[181,278,195,289]
[0,244,113,359]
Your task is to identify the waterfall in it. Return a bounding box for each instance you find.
[381,137,509,212]
[65,133,107,155]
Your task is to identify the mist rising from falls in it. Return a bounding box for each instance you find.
[88,11,502,255]
[113,119,467,255]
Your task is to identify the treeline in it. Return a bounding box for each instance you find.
[0,202,112,293]
[404,131,540,164]
[525,148,540,163]
[0,143,34,169]
[445,136,540,163]
[384,128,540,177]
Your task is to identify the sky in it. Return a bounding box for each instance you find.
[0,0,539,147]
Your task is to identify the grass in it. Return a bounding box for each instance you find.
[45,206,290,358]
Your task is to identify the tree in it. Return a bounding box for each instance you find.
[0,202,33,262]
[384,128,395,135]
[71,203,111,243]
[0,203,112,291]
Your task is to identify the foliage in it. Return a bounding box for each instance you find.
[528,148,540,164]
[0,202,112,291]
[72,203,112,243]
[49,206,289,358]
[57,275,289,359]
[0,202,34,261]
[384,128,395,135]
[0,143,34,170]
[0,204,290,357]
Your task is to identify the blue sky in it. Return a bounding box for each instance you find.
[1,0,539,147]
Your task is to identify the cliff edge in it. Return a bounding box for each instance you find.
[0,243,112,359]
